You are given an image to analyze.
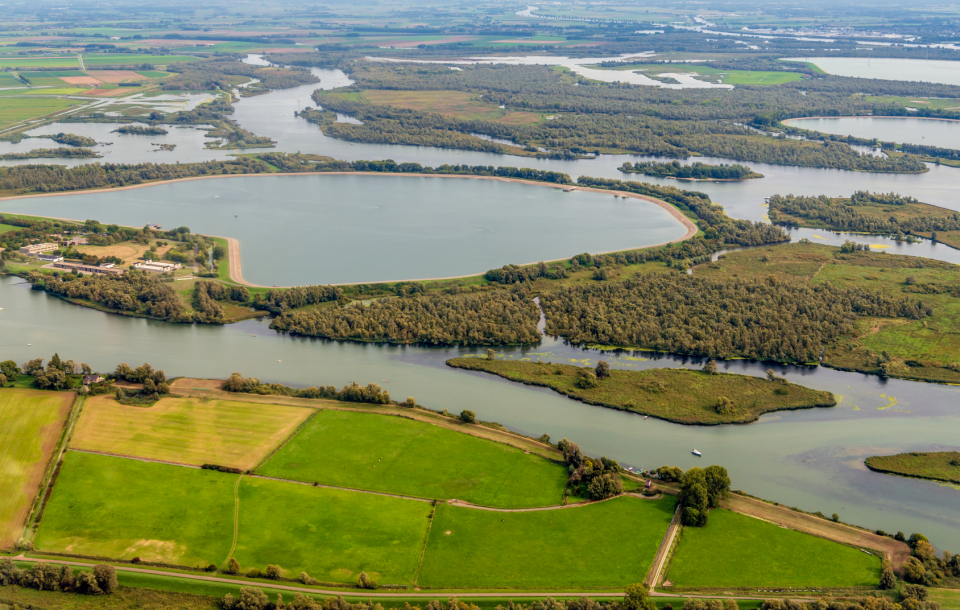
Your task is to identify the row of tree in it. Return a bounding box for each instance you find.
[222,372,394,405]
[0,559,117,595]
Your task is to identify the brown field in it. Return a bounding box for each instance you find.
[79,88,128,97]
[59,76,102,85]
[86,70,149,83]
[76,240,172,261]
[69,395,313,470]
[358,89,543,125]
[0,389,74,548]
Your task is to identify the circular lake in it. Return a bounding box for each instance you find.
[784,116,960,150]
[0,174,688,286]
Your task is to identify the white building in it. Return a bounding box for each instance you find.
[133,261,182,273]
[20,243,59,256]
[38,254,64,263]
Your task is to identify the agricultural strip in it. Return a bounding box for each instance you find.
[34,451,236,567]
[416,495,677,590]
[664,509,881,589]
[447,359,837,425]
[232,477,433,585]
[0,97,82,130]
[258,409,569,507]
[0,388,74,548]
[69,395,313,470]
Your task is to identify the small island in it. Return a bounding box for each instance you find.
[619,161,763,181]
[0,147,100,160]
[768,191,960,251]
[865,451,960,484]
[44,132,98,147]
[447,357,836,425]
[112,125,169,136]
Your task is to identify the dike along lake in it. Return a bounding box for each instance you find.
[2,55,960,549]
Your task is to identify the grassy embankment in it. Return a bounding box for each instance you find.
[864,451,960,484]
[769,195,960,251]
[446,358,836,425]
[694,242,960,383]
[258,409,569,507]
[0,388,74,547]
[70,395,313,471]
[664,509,881,590]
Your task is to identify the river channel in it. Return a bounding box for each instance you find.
[2,55,960,550]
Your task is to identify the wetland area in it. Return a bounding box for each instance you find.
[3,53,960,557]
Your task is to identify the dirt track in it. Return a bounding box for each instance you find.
[723,494,911,569]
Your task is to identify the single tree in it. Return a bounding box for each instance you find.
[486,348,496,360]
[459,409,476,424]
[225,558,241,574]
[703,359,718,375]
[93,564,117,594]
[264,564,282,580]
[595,360,611,379]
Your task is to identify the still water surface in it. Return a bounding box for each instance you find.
[785,116,960,150]
[1,275,958,549]
[0,174,687,285]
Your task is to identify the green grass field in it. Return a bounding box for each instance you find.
[233,477,432,584]
[600,63,806,86]
[666,509,881,588]
[70,395,313,471]
[0,97,82,129]
[35,451,236,568]
[865,451,960,484]
[0,388,74,548]
[258,410,569,507]
[417,495,677,589]
[930,589,960,610]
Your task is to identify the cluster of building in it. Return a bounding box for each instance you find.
[20,242,184,276]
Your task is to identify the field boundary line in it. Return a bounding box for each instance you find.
[22,393,83,544]
[251,409,320,473]
[646,502,681,589]
[219,474,244,573]
[413,503,437,586]
[11,555,812,600]
[66,448,202,469]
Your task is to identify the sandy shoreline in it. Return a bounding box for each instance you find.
[0,171,698,289]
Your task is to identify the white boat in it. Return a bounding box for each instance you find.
[692,449,702,457]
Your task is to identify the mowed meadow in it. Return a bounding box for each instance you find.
[70,396,313,470]
[0,389,74,547]
[417,495,678,589]
[258,409,569,507]
[665,509,882,589]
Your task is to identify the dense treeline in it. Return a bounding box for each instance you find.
[0,559,117,595]
[251,285,343,315]
[113,125,168,135]
[769,194,960,237]
[313,94,926,173]
[270,289,540,345]
[540,273,931,363]
[27,271,248,324]
[222,372,393,404]
[0,147,100,160]
[0,157,268,194]
[193,281,250,324]
[620,161,761,180]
